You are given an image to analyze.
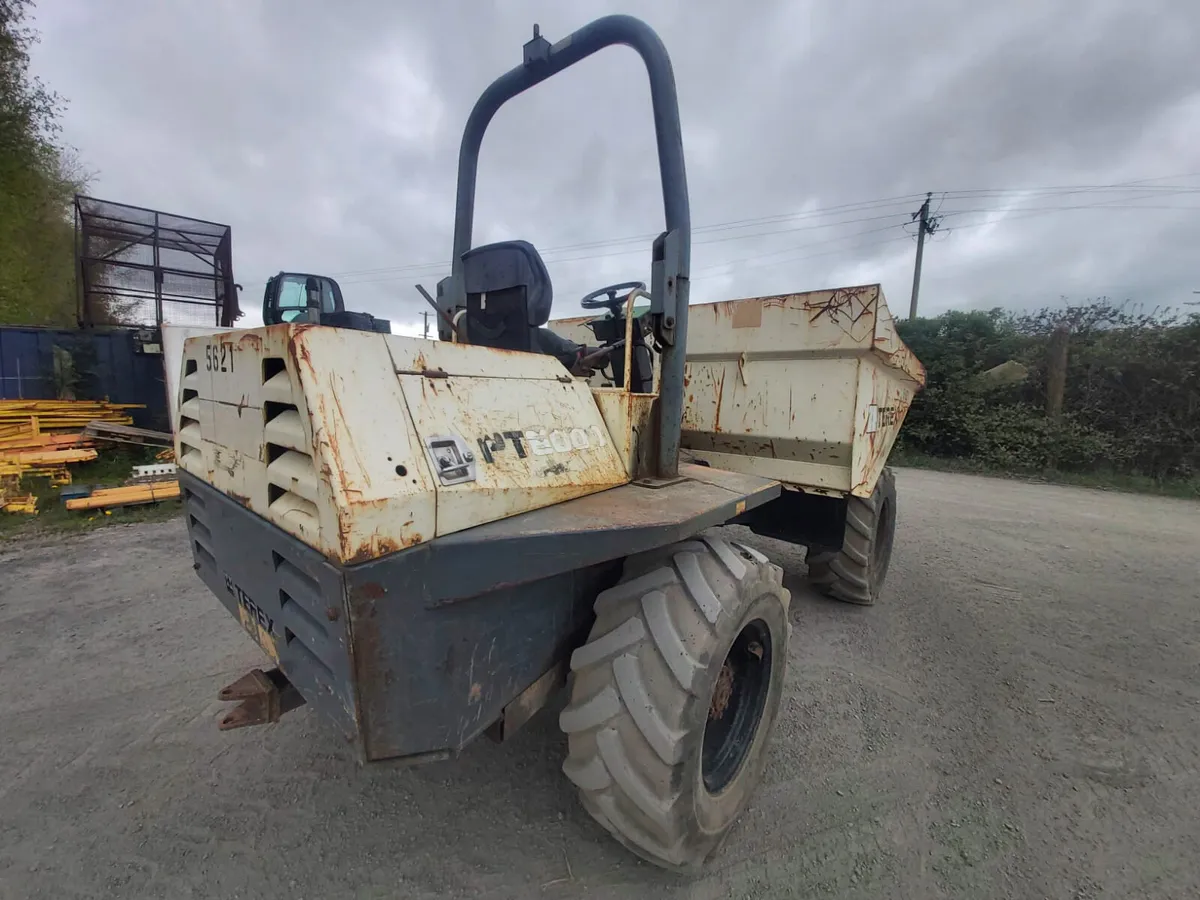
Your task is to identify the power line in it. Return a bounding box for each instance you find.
[293,196,932,283]
[244,174,1200,285]
[691,186,1200,282]
[330,208,929,285]
[340,175,1200,270]
[328,195,1200,289]
[238,175,1200,291]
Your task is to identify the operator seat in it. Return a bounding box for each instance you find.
[460,240,587,369]
[461,240,554,353]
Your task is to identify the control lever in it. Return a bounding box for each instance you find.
[579,339,625,368]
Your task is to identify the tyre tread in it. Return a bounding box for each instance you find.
[560,534,789,870]
[806,467,896,606]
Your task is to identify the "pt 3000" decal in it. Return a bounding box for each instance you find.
[476,424,607,464]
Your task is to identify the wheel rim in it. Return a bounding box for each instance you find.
[701,619,773,795]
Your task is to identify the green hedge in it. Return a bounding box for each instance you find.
[894,301,1200,481]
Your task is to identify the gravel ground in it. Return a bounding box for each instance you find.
[1,468,1198,899]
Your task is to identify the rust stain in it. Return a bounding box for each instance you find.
[468,683,482,703]
[235,332,263,349]
[322,383,371,491]
[229,492,251,507]
[344,534,410,565]
[290,330,316,375]
[874,342,927,386]
[346,593,380,733]
[710,662,734,719]
[713,368,727,433]
[326,606,341,622]
[358,582,386,600]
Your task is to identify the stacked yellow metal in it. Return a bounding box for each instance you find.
[0,399,145,514]
[0,399,140,444]
[64,481,180,510]
[2,449,97,466]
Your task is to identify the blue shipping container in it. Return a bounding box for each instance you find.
[0,326,168,431]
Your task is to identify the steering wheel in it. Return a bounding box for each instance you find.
[580,281,647,314]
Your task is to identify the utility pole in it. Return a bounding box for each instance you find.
[908,191,940,320]
[422,309,430,338]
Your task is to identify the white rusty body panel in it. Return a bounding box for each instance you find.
[590,389,658,480]
[551,284,925,498]
[162,324,226,432]
[176,325,629,564]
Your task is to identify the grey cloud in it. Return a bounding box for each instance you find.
[30,0,1200,333]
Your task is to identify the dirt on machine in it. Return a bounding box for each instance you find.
[171,15,924,872]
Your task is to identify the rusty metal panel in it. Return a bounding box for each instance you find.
[867,291,926,385]
[551,283,925,498]
[397,370,629,537]
[685,448,851,493]
[687,286,876,358]
[680,354,860,493]
[179,324,632,562]
[180,325,439,563]
[591,388,658,480]
[287,327,438,562]
[682,356,859,444]
[181,471,362,746]
[850,356,918,497]
[383,333,575,380]
[163,325,225,431]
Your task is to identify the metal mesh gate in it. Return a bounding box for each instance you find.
[75,195,240,328]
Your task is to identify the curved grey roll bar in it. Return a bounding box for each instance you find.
[438,15,691,478]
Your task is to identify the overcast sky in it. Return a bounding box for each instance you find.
[30,0,1200,334]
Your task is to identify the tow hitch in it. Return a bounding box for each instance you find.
[217,667,305,730]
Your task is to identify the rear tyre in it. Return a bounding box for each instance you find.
[806,466,897,605]
[559,532,791,872]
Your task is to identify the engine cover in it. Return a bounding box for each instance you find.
[176,324,629,564]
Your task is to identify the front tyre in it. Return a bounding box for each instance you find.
[559,532,791,872]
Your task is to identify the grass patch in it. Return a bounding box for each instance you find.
[0,445,183,540]
[892,448,1200,500]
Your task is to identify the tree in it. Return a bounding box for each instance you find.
[0,0,86,326]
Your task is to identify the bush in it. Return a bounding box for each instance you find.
[895,300,1200,481]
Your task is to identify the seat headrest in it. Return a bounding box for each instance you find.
[460,240,553,327]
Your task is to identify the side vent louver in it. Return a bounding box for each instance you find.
[262,358,319,536]
[184,488,216,570]
[178,358,203,468]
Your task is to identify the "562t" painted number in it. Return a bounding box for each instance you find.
[205,341,235,373]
